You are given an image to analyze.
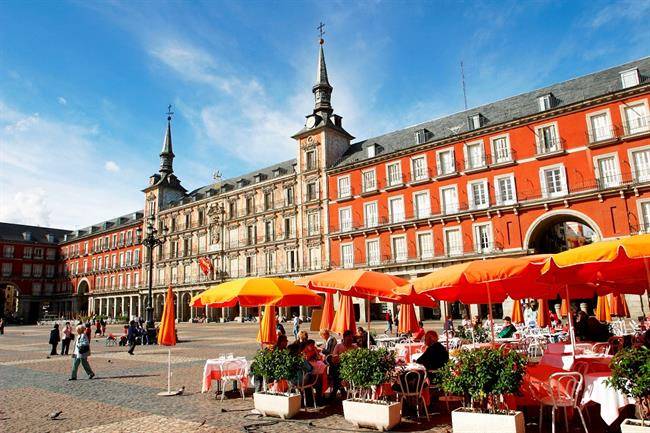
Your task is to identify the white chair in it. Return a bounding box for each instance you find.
[398,370,429,420]
[539,372,589,433]
[591,342,610,355]
[218,360,246,402]
[294,371,319,409]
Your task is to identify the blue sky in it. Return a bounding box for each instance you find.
[1,0,649,229]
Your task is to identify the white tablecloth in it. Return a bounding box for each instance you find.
[394,342,424,363]
[581,371,635,425]
[201,357,249,393]
[539,353,612,371]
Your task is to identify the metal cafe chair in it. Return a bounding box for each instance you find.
[539,372,589,433]
[218,360,246,402]
[398,370,430,420]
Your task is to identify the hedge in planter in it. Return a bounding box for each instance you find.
[437,346,527,412]
[340,347,397,400]
[250,348,303,393]
[606,347,650,425]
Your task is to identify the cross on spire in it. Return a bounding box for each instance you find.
[317,22,325,44]
[166,104,174,120]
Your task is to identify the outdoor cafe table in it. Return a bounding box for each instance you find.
[581,371,636,425]
[539,352,613,372]
[394,342,424,363]
[375,336,401,348]
[375,363,430,406]
[201,356,249,393]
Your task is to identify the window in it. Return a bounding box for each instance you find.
[32,282,41,295]
[465,142,485,170]
[411,156,428,181]
[631,148,650,181]
[126,274,131,288]
[98,257,103,269]
[305,150,317,171]
[2,263,12,277]
[640,201,650,233]
[246,225,256,245]
[307,212,320,235]
[536,124,560,154]
[620,69,640,89]
[245,196,255,215]
[265,220,275,241]
[495,174,516,205]
[265,251,275,273]
[413,191,430,219]
[198,235,206,253]
[414,129,429,144]
[417,232,434,259]
[594,155,620,188]
[388,196,405,223]
[119,253,125,267]
[245,256,255,276]
[309,247,320,270]
[444,228,463,256]
[33,248,43,259]
[540,165,567,198]
[367,144,377,158]
[283,216,296,238]
[440,186,459,214]
[3,245,14,258]
[468,180,489,210]
[623,103,649,135]
[469,114,483,130]
[23,247,32,258]
[157,269,165,285]
[286,250,298,272]
[183,264,192,283]
[228,201,237,218]
[362,170,377,192]
[588,111,613,142]
[284,186,294,206]
[491,135,511,164]
[337,176,351,198]
[386,162,402,187]
[366,239,380,266]
[538,94,552,111]
[118,274,123,288]
[198,209,205,226]
[364,202,378,228]
[264,191,273,210]
[339,207,352,232]
[341,244,354,269]
[46,265,54,277]
[46,248,56,260]
[171,266,178,283]
[228,228,239,248]
[437,149,455,176]
[134,250,140,265]
[306,182,318,201]
[474,223,492,253]
[229,257,239,278]
[392,236,407,262]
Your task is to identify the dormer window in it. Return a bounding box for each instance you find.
[22,232,32,241]
[414,129,431,145]
[253,173,265,183]
[367,143,378,158]
[538,94,554,111]
[468,114,484,130]
[620,69,639,89]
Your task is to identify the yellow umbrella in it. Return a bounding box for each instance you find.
[257,305,277,346]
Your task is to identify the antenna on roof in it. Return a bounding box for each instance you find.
[461,61,468,110]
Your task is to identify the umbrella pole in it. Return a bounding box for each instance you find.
[366,300,371,348]
[564,284,577,358]
[444,301,450,351]
[486,283,496,345]
[167,348,171,394]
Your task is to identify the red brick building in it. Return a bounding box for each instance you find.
[326,60,650,319]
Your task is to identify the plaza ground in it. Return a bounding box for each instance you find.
[0,322,627,433]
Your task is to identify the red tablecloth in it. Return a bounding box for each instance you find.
[394,343,425,363]
[505,364,565,408]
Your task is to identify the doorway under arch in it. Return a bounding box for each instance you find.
[77,279,90,317]
[525,210,602,254]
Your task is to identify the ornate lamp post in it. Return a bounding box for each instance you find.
[136,216,168,331]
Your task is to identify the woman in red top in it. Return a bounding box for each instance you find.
[413,321,425,341]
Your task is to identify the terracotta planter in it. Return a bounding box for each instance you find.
[451,408,525,433]
[342,399,402,431]
[253,392,301,419]
[621,419,650,433]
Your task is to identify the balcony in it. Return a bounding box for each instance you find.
[623,116,650,137]
[463,155,489,174]
[491,149,517,167]
[535,137,565,159]
[434,165,459,180]
[587,126,620,148]
[385,173,405,190]
[336,186,355,202]
[409,168,432,185]
[360,181,378,196]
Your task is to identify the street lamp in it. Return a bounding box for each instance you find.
[136,215,168,332]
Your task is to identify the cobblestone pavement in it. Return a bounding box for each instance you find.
[0,322,620,432]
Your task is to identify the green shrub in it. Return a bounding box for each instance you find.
[437,347,527,412]
[250,348,303,390]
[339,348,397,400]
[606,347,650,422]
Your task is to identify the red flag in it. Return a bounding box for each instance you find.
[198,257,213,276]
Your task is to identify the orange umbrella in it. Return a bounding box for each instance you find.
[302,269,408,299]
[331,295,356,335]
[595,295,612,322]
[560,298,569,317]
[537,299,551,328]
[398,303,419,334]
[511,300,524,324]
[319,293,335,331]
[609,293,630,318]
[157,286,179,396]
[257,305,278,346]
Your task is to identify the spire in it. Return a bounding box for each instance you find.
[159,105,175,175]
[312,24,333,115]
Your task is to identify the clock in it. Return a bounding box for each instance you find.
[306,115,318,129]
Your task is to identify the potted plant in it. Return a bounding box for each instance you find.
[606,347,650,432]
[456,324,490,343]
[250,348,303,419]
[339,347,402,431]
[437,347,527,433]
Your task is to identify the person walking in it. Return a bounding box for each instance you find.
[385,311,393,335]
[292,315,300,340]
[0,317,5,335]
[126,320,137,355]
[49,324,61,356]
[69,325,95,380]
[100,318,106,336]
[61,322,74,355]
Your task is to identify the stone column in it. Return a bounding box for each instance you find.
[221,307,227,322]
[113,297,117,318]
[129,296,134,320]
[121,297,125,317]
[137,296,142,319]
[99,298,104,316]
[358,299,367,323]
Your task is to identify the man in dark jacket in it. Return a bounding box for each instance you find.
[127,320,138,355]
[49,324,61,356]
[416,331,449,372]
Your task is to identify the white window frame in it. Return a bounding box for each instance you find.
[337,175,351,198]
[637,199,650,233]
[627,144,650,182]
[436,148,456,176]
[385,161,403,187]
[412,190,431,219]
[620,98,650,136]
[365,238,381,266]
[364,201,379,228]
[410,154,428,182]
[440,185,459,214]
[539,163,568,198]
[538,94,552,111]
[467,178,489,210]
[340,243,354,269]
[586,108,614,143]
[443,226,463,257]
[339,206,353,232]
[494,173,517,205]
[490,133,512,164]
[388,195,405,223]
[464,140,486,170]
[620,68,640,89]
[472,222,493,253]
[390,234,408,263]
[535,121,561,154]
[361,168,377,192]
[416,230,434,259]
[593,152,621,188]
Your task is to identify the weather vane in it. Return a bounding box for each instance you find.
[166,104,174,120]
[317,22,325,44]
[213,170,222,183]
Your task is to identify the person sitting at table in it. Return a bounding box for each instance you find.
[276,322,286,337]
[443,316,454,333]
[330,330,358,398]
[296,330,309,343]
[461,314,471,328]
[498,316,517,338]
[471,315,482,329]
[356,327,376,348]
[413,321,425,341]
[415,331,449,374]
[319,329,337,356]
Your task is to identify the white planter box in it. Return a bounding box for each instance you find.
[253,392,301,419]
[451,408,525,433]
[621,419,650,433]
[342,399,402,431]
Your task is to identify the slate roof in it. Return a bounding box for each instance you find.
[332,56,650,168]
[59,211,144,244]
[0,222,71,245]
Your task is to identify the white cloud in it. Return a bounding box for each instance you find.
[0,189,52,227]
[58,96,67,105]
[104,160,120,172]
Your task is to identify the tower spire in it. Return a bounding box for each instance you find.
[313,22,333,115]
[159,104,175,175]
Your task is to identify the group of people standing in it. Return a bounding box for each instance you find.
[48,322,95,380]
